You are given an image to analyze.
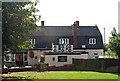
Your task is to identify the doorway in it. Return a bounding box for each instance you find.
[15,54,23,66]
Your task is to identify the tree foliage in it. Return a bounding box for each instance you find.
[107,27,120,58]
[2,2,40,52]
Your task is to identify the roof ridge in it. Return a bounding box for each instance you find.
[39,26,71,27]
[38,26,97,27]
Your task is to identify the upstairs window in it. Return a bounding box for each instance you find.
[59,38,69,45]
[30,38,36,45]
[89,38,96,44]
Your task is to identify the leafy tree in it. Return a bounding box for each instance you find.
[2,2,40,52]
[107,27,120,58]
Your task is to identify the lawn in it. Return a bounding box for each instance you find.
[1,71,119,81]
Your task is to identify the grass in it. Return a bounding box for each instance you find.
[1,71,119,81]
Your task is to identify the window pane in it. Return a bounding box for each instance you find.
[89,38,96,44]
[67,39,69,44]
[89,38,92,44]
[93,38,96,44]
[59,38,69,45]
[59,39,61,44]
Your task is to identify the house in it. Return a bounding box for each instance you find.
[28,20,104,66]
[4,20,104,67]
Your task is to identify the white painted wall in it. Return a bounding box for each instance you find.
[45,54,88,66]
[28,49,103,66]
[80,54,89,59]
[74,49,104,59]
[23,53,27,62]
[28,50,44,65]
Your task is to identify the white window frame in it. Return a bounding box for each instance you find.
[5,54,15,62]
[11,54,15,62]
[30,38,36,45]
[23,53,28,62]
[59,39,62,44]
[59,38,69,45]
[89,38,96,44]
[67,39,69,44]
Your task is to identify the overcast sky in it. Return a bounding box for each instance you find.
[36,0,119,43]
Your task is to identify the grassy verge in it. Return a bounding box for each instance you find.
[1,71,119,81]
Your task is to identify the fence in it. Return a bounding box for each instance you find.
[72,58,119,73]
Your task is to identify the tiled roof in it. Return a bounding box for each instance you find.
[33,26,101,36]
[77,26,101,36]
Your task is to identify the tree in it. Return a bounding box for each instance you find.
[2,2,40,52]
[107,27,120,58]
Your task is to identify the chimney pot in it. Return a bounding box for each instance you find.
[41,21,44,27]
[76,21,79,26]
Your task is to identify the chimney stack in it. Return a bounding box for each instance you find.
[41,21,44,27]
[72,21,78,48]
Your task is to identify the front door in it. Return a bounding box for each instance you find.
[15,54,23,66]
